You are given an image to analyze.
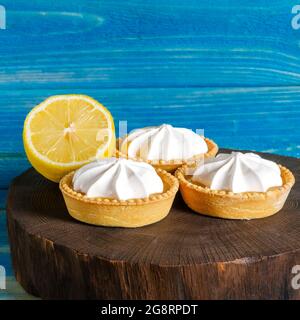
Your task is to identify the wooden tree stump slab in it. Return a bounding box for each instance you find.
[6,150,300,300]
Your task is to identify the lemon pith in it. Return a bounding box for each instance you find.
[23,95,116,182]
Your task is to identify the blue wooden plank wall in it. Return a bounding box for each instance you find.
[0,0,300,299]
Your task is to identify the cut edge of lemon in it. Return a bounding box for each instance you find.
[23,95,116,182]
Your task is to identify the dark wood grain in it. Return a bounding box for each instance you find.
[6,150,300,300]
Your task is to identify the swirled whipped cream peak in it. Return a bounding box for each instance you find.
[192,152,283,193]
[120,124,208,161]
[72,157,164,200]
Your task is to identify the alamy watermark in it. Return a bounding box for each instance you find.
[0,5,6,30]
[291,265,300,290]
[0,265,5,290]
[291,5,300,29]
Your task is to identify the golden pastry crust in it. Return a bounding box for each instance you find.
[60,168,179,228]
[116,136,218,173]
[175,164,295,220]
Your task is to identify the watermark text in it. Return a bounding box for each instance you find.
[292,5,300,30]
[0,265,6,290]
[0,5,6,30]
[291,265,300,290]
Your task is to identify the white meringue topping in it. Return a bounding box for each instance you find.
[192,152,282,193]
[73,157,164,200]
[120,124,208,161]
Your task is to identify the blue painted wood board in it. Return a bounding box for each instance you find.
[0,87,300,189]
[1,0,300,88]
[0,0,300,299]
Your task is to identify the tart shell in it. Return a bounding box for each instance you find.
[59,168,179,228]
[175,164,295,220]
[116,136,218,173]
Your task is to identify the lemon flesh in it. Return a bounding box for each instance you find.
[23,95,116,182]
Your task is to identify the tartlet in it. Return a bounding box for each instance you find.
[60,161,179,228]
[117,124,218,173]
[175,153,295,220]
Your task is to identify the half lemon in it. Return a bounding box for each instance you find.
[23,95,116,182]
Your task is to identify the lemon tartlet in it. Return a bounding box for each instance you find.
[60,157,179,228]
[117,124,218,172]
[175,152,295,220]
